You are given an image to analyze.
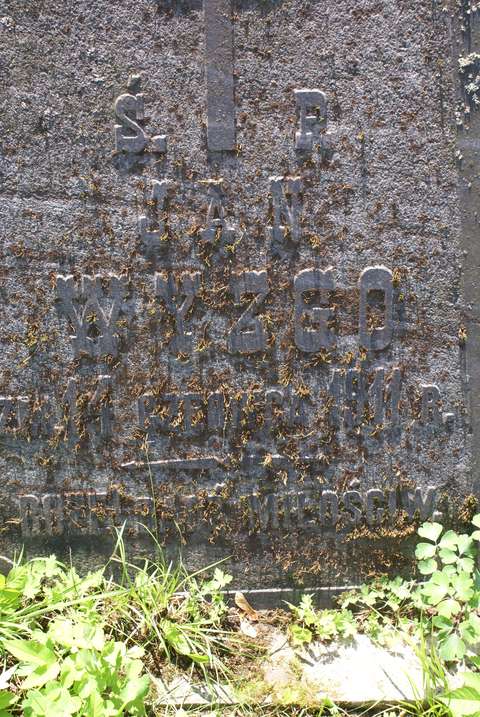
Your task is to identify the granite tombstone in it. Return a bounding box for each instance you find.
[0,0,478,596]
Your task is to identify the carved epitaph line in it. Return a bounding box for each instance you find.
[204,0,235,151]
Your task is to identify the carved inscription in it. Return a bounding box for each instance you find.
[420,385,454,430]
[2,366,452,449]
[294,88,327,152]
[20,490,153,537]
[328,367,401,429]
[56,267,398,355]
[114,74,166,155]
[138,391,207,437]
[19,486,440,538]
[56,274,131,359]
[248,487,439,531]
[50,245,452,567]
[133,367,453,442]
[294,267,334,351]
[138,179,170,257]
[370,367,401,425]
[0,396,29,433]
[269,176,303,249]
[228,270,268,353]
[155,271,201,352]
[61,375,113,445]
[199,179,235,249]
[358,266,394,350]
[114,89,147,155]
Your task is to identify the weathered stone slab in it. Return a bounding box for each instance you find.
[0,0,476,595]
[152,676,235,706]
[151,630,462,706]
[262,632,425,704]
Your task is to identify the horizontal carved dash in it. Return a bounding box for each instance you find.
[122,457,223,471]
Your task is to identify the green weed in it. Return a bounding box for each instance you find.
[3,513,480,715]
[287,595,357,646]
[104,527,234,675]
[0,528,235,715]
